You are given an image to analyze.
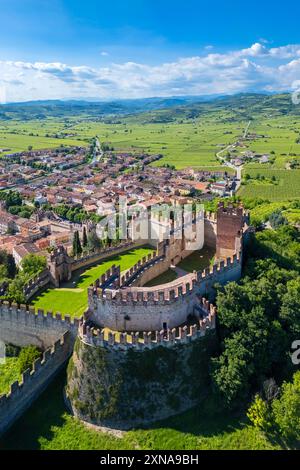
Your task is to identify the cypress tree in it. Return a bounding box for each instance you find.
[73,230,82,256]
[82,226,88,247]
[77,231,83,255]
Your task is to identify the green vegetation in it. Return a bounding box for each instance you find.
[0,253,46,304]
[72,230,82,257]
[144,269,178,287]
[239,168,300,201]
[0,249,16,285]
[0,357,21,395]
[177,247,215,272]
[272,371,300,441]
[53,204,104,224]
[0,372,284,450]
[0,344,41,395]
[211,226,300,410]
[2,254,47,305]
[246,371,300,446]
[18,346,41,374]
[31,247,153,317]
[0,190,34,219]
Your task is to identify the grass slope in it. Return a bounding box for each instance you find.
[0,372,281,450]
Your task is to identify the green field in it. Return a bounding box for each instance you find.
[0,372,283,450]
[0,115,239,170]
[3,114,300,203]
[31,247,153,317]
[0,119,87,154]
[239,168,300,201]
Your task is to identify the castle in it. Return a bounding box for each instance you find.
[0,202,250,434]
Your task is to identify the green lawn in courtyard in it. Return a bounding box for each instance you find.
[178,247,216,272]
[144,268,178,287]
[30,247,153,318]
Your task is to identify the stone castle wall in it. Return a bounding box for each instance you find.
[81,297,216,350]
[88,253,242,332]
[0,332,72,437]
[0,301,80,349]
[216,203,245,259]
[23,269,51,302]
[67,322,217,430]
[204,213,217,248]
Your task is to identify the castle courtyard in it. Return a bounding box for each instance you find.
[30,246,153,317]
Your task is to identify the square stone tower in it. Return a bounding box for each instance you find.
[216,202,244,260]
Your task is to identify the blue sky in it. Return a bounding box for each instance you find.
[0,0,300,101]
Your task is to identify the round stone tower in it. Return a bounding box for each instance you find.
[66,307,217,430]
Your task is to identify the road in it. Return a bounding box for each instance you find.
[215,121,251,193]
[92,137,103,164]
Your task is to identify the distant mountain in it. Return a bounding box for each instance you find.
[0,92,297,121]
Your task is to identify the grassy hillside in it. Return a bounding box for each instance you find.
[0,372,282,450]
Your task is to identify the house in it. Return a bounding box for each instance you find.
[210,181,228,196]
[13,243,41,268]
[259,154,270,164]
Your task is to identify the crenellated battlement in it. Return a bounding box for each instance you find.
[80,297,216,351]
[0,300,81,327]
[23,269,51,301]
[0,301,81,349]
[120,251,159,286]
[204,210,217,222]
[0,331,72,436]
[88,251,241,307]
[87,250,241,332]
[217,201,244,218]
[0,331,70,400]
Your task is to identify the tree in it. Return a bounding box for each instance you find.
[87,229,101,252]
[211,332,251,408]
[18,345,41,373]
[269,210,288,229]
[247,395,270,430]
[7,276,26,304]
[72,230,82,257]
[21,254,47,277]
[0,250,16,278]
[82,226,88,248]
[280,279,300,338]
[272,371,300,441]
[0,264,8,281]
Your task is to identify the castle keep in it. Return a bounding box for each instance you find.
[86,202,248,332]
[0,202,249,434]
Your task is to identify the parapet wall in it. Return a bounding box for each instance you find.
[0,331,72,437]
[88,253,242,331]
[70,241,143,273]
[0,301,80,349]
[81,298,216,351]
[23,269,51,301]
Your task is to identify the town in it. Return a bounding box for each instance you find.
[0,141,237,267]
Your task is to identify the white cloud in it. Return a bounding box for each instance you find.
[1,42,300,102]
